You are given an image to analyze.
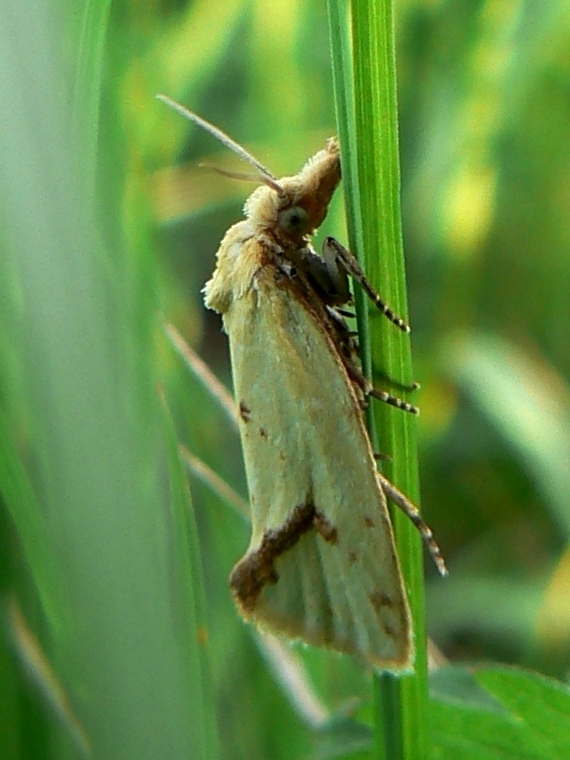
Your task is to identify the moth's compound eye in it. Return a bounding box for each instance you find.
[278,206,310,236]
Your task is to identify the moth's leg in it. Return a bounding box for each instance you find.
[368,386,419,414]
[373,368,421,394]
[328,315,421,401]
[377,473,448,577]
[324,305,356,344]
[323,237,410,333]
[291,246,351,306]
[334,308,356,319]
[322,287,418,414]
[319,239,351,304]
[345,360,419,414]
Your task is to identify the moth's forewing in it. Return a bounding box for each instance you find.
[202,135,416,670]
[205,237,413,670]
[158,97,433,667]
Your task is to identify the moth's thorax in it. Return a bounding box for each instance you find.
[244,138,341,249]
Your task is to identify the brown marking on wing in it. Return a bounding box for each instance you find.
[231,502,314,612]
[230,501,338,613]
[259,427,267,438]
[313,512,338,544]
[369,590,396,612]
[348,551,358,565]
[382,622,396,639]
[239,401,251,422]
[364,516,375,528]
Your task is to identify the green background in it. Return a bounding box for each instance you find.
[1,0,569,758]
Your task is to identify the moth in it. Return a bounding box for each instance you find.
[158,95,447,671]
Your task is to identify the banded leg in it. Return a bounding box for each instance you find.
[344,359,419,414]
[323,237,411,333]
[369,386,419,415]
[378,473,448,577]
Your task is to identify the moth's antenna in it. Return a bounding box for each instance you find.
[200,166,268,184]
[156,94,284,194]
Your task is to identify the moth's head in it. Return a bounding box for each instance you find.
[155,96,341,246]
[244,138,341,247]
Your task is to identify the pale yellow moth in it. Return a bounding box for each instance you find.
[158,95,447,671]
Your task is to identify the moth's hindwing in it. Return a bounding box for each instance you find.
[217,250,413,670]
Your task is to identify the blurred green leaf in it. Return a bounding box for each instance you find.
[2,0,570,757]
[446,332,570,537]
[430,665,570,759]
[0,0,218,757]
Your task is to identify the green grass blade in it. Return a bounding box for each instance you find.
[0,1,218,757]
[328,1,429,758]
